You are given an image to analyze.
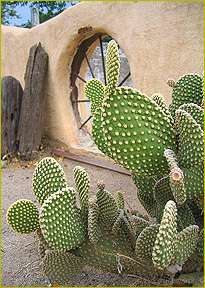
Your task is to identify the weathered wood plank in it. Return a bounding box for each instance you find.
[1,76,23,156]
[51,149,131,176]
[17,42,48,160]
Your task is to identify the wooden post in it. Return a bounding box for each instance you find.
[1,76,23,156]
[17,42,48,160]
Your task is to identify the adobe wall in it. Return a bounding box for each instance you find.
[1,1,204,159]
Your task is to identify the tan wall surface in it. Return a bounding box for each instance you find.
[1,1,204,158]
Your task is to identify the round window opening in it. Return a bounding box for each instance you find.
[70,33,132,139]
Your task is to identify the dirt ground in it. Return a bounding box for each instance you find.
[1,150,151,287]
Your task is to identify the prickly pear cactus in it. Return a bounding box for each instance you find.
[84,40,204,218]
[7,158,163,285]
[6,40,204,286]
[83,39,203,280]
[85,41,203,214]
[7,156,203,286]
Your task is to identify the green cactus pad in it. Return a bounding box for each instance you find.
[152,200,178,270]
[91,106,112,157]
[151,93,174,126]
[179,103,204,129]
[183,165,204,209]
[32,157,67,205]
[84,78,105,115]
[186,200,204,229]
[115,191,132,226]
[177,204,197,231]
[197,228,204,267]
[169,73,203,117]
[137,188,158,218]
[132,174,159,198]
[96,188,118,228]
[40,188,86,251]
[175,108,204,168]
[154,175,174,207]
[131,215,149,237]
[172,225,199,265]
[73,165,90,222]
[115,191,125,210]
[106,40,120,95]
[42,250,85,286]
[88,196,102,243]
[112,209,136,248]
[7,199,40,234]
[136,224,160,260]
[101,86,176,176]
[132,173,159,217]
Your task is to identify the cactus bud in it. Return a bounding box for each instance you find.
[97,180,105,190]
[167,78,176,88]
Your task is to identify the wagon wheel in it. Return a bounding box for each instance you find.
[70,33,132,133]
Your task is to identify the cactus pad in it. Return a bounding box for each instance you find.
[96,188,118,228]
[164,149,179,170]
[115,191,125,210]
[154,175,174,207]
[167,78,176,88]
[151,93,174,126]
[131,215,149,237]
[112,209,136,248]
[183,165,204,208]
[42,250,85,286]
[32,157,67,205]
[7,199,39,234]
[84,79,105,115]
[88,196,102,243]
[179,103,204,129]
[40,188,86,251]
[137,188,158,218]
[105,40,120,94]
[73,165,90,222]
[197,228,204,267]
[169,73,203,117]
[136,224,160,260]
[172,225,199,265]
[91,106,112,157]
[101,86,176,176]
[175,108,204,168]
[152,200,177,270]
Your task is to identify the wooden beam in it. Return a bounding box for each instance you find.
[51,149,131,176]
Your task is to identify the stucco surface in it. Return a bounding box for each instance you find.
[1,1,204,158]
